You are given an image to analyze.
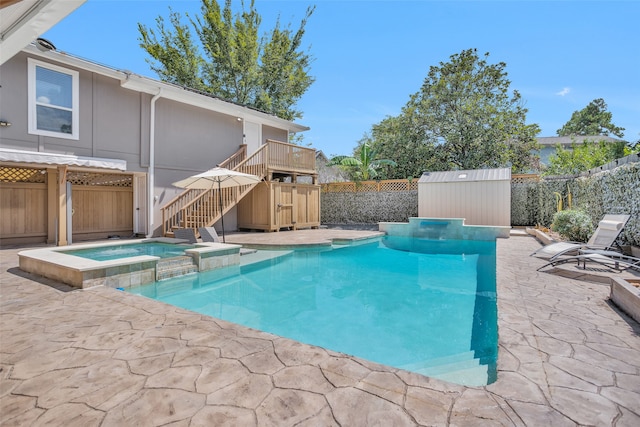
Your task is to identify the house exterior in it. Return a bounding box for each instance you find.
[0,44,312,245]
[536,135,625,167]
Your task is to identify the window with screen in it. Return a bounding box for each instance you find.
[28,58,79,139]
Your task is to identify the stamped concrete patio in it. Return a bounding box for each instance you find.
[1,231,639,426]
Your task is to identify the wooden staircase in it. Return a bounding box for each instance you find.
[161,140,317,237]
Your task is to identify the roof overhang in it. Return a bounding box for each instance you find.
[20,44,309,134]
[0,148,127,171]
[120,74,310,134]
[0,0,86,65]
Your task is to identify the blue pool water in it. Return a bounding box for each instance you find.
[66,242,197,261]
[129,236,498,385]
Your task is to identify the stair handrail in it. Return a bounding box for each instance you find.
[161,144,268,236]
[159,144,247,219]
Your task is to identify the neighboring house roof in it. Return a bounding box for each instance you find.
[19,44,309,134]
[0,0,86,65]
[536,135,624,147]
[315,150,329,162]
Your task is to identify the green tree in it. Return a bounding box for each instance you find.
[367,49,539,174]
[406,49,540,172]
[329,137,397,181]
[544,139,627,176]
[557,98,625,138]
[368,108,444,180]
[138,0,315,121]
[138,9,206,91]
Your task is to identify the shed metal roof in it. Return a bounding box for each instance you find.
[418,168,511,183]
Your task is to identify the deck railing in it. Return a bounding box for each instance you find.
[266,139,316,174]
[218,145,247,170]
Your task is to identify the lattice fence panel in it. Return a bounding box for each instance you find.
[67,172,132,187]
[322,182,356,193]
[323,179,418,193]
[512,174,540,185]
[354,182,379,192]
[0,166,46,183]
[379,180,417,191]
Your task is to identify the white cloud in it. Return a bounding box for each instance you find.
[556,87,571,96]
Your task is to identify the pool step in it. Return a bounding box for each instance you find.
[399,351,489,386]
[156,256,198,281]
[427,364,489,387]
[399,351,476,372]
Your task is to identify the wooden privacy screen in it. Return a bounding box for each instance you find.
[71,185,133,239]
[0,182,47,239]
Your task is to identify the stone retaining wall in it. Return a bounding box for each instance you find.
[321,191,418,224]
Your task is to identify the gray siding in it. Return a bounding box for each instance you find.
[0,53,34,149]
[0,53,145,170]
[0,52,245,176]
[154,99,242,172]
[263,125,287,143]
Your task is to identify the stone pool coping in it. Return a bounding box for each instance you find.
[1,231,639,425]
[17,238,242,289]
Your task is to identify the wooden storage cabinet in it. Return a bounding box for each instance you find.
[238,181,320,231]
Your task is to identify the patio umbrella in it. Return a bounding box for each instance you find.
[172,167,261,242]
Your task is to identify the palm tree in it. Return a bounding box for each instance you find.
[329,140,397,181]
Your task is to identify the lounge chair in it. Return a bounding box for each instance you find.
[574,250,640,272]
[198,227,220,243]
[173,228,198,243]
[198,226,257,255]
[532,214,629,270]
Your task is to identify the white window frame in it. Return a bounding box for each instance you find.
[27,58,79,140]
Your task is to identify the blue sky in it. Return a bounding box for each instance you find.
[43,0,640,156]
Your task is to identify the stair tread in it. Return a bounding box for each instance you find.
[156,256,198,281]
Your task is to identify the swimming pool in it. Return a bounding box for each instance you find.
[128,236,497,386]
[65,242,197,261]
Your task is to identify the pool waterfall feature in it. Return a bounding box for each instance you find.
[18,239,242,289]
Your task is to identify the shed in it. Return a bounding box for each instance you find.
[418,168,511,227]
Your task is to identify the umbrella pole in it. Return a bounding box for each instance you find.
[218,181,225,243]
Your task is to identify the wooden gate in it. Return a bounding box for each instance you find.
[71,186,133,240]
[68,172,134,241]
[275,184,294,229]
[294,184,320,228]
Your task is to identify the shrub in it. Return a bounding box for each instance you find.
[551,210,594,242]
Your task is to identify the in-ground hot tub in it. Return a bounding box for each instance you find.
[18,238,242,289]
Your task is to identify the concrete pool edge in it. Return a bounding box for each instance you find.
[18,238,243,289]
